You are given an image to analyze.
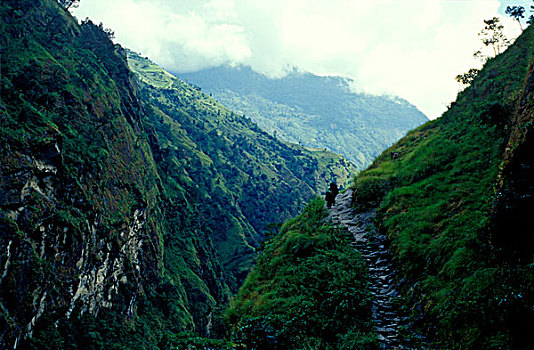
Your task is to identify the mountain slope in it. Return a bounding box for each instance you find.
[180,66,428,168]
[227,23,534,350]
[0,1,235,347]
[127,51,357,292]
[349,26,534,348]
[0,1,194,347]
[0,1,357,348]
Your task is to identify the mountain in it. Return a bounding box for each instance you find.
[4,0,532,349]
[0,1,356,348]
[126,50,357,292]
[179,65,428,168]
[229,24,534,349]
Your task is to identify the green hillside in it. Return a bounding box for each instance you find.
[350,26,534,348]
[180,66,428,168]
[0,0,356,348]
[228,23,534,350]
[227,199,376,350]
[127,51,357,291]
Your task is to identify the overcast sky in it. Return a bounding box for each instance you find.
[73,0,526,119]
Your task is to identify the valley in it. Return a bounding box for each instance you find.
[180,65,428,169]
[0,0,533,349]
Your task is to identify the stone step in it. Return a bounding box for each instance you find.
[326,190,428,349]
[342,220,359,226]
[377,311,399,319]
[369,267,391,274]
[377,327,397,335]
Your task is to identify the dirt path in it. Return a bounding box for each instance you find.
[327,189,426,349]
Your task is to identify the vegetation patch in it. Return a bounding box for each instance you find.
[350,26,534,349]
[227,199,377,350]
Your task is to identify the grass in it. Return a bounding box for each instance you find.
[350,25,534,349]
[227,198,377,350]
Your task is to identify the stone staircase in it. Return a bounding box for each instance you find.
[327,189,427,349]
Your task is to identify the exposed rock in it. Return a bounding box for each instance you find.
[491,51,534,258]
[327,189,428,349]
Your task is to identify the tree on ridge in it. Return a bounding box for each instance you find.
[57,0,80,10]
[478,17,510,57]
[505,6,525,30]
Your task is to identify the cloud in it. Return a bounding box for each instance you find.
[74,0,523,119]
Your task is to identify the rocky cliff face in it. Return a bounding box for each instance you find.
[491,52,534,259]
[0,1,220,347]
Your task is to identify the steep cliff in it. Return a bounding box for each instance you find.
[0,0,172,347]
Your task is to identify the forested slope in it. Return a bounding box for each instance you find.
[128,51,356,292]
[0,1,355,348]
[180,65,428,168]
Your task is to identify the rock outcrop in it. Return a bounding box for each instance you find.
[491,52,534,258]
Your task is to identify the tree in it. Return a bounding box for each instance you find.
[456,17,510,88]
[472,50,487,63]
[478,17,510,57]
[505,6,525,30]
[455,68,480,86]
[57,0,80,10]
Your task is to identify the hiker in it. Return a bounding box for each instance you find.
[329,182,339,198]
[325,190,335,208]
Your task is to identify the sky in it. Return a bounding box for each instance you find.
[73,0,527,119]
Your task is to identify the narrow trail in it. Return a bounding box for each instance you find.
[327,189,426,349]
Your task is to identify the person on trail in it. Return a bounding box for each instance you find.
[325,191,335,208]
[329,182,339,198]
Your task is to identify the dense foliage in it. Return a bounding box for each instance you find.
[0,0,183,347]
[128,52,357,292]
[0,0,356,348]
[180,65,428,168]
[351,26,534,349]
[227,199,377,349]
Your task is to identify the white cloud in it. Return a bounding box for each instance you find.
[74,0,523,119]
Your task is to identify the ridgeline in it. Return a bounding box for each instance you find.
[180,65,428,169]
